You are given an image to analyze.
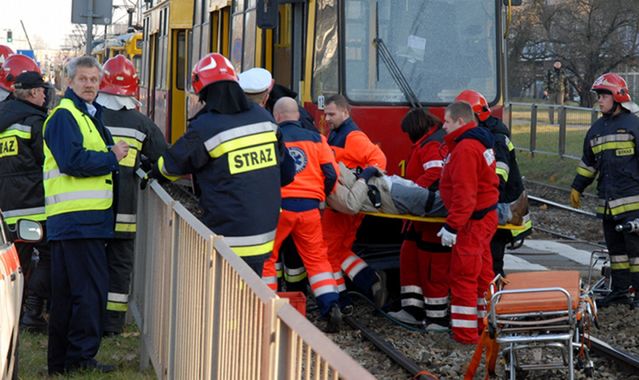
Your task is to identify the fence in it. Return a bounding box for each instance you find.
[505,102,597,160]
[130,178,374,380]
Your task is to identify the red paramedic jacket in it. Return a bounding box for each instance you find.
[439,121,499,233]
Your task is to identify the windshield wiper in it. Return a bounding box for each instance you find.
[374,2,422,109]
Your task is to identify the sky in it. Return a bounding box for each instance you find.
[0,0,74,50]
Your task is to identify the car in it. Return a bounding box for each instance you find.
[0,212,43,379]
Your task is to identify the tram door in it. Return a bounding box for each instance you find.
[147,34,159,121]
[263,2,307,97]
[170,30,188,143]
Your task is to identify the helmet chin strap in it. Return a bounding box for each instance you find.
[602,102,620,116]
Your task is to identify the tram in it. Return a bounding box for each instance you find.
[139,0,519,252]
[140,0,517,167]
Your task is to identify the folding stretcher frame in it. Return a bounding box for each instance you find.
[488,271,595,380]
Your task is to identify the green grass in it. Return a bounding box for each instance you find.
[17,324,156,379]
[503,105,601,194]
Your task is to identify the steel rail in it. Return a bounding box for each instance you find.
[528,195,597,217]
[343,316,438,380]
[588,335,639,370]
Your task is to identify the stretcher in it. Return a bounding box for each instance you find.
[586,249,612,299]
[361,212,526,230]
[487,271,596,379]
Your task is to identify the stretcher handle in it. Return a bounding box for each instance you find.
[489,287,574,329]
[586,249,608,293]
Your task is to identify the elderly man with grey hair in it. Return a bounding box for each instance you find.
[43,55,129,375]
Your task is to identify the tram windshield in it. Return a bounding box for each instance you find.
[343,0,498,104]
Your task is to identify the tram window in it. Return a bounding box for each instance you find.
[187,32,193,92]
[176,31,186,91]
[312,0,339,99]
[343,0,498,104]
[192,25,202,62]
[234,0,245,13]
[243,9,256,70]
[230,13,244,70]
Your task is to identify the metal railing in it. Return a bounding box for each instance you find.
[130,179,374,380]
[505,102,597,160]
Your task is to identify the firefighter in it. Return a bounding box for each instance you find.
[439,102,499,344]
[322,94,388,311]
[44,56,128,374]
[96,55,168,335]
[571,73,639,309]
[148,53,292,275]
[0,66,51,333]
[387,108,451,331]
[238,68,307,291]
[262,97,342,331]
[0,44,15,101]
[455,90,531,277]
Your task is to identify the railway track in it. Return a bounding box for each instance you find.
[164,180,639,378]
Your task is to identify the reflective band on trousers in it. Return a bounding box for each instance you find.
[452,319,478,328]
[224,230,276,257]
[401,298,424,308]
[400,285,423,295]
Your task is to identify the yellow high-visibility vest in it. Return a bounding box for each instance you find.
[43,99,113,217]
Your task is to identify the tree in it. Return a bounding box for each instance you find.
[509,0,639,106]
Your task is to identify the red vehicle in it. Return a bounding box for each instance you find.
[0,215,43,378]
[139,0,518,261]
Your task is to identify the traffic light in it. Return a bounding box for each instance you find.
[6,30,12,43]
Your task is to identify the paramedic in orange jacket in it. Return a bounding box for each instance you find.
[262,97,342,331]
[322,94,387,311]
[388,109,451,331]
[439,102,499,344]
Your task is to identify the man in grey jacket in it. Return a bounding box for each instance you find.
[327,162,447,217]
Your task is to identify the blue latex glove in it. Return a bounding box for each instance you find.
[358,166,381,182]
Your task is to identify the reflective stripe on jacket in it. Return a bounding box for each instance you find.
[0,98,48,225]
[572,112,639,219]
[103,107,167,238]
[43,98,113,217]
[158,103,283,257]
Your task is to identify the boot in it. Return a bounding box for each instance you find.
[323,304,342,333]
[103,310,126,336]
[20,295,47,333]
[371,271,388,309]
[597,289,632,308]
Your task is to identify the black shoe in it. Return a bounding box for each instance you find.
[102,330,121,337]
[597,290,631,308]
[323,304,342,333]
[20,314,48,333]
[67,359,115,374]
[371,271,388,309]
[21,295,48,333]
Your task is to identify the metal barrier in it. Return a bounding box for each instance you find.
[506,102,597,159]
[130,179,374,380]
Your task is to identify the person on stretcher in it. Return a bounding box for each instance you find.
[326,162,524,226]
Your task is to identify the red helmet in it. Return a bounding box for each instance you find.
[100,55,139,97]
[191,53,237,95]
[455,89,491,121]
[0,54,40,92]
[0,45,14,67]
[591,73,631,103]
